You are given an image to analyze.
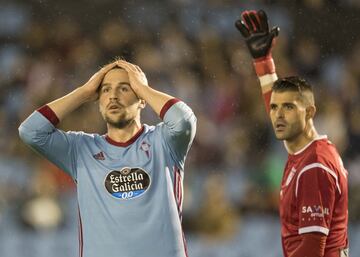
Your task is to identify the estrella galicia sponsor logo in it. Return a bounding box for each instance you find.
[105,167,151,200]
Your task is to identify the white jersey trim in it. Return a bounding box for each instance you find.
[284,135,328,155]
[295,162,341,197]
[259,73,278,87]
[299,226,329,235]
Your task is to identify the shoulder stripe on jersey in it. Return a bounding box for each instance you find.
[173,167,188,257]
[299,225,329,235]
[78,208,83,257]
[338,157,348,179]
[173,167,178,209]
[182,229,189,257]
[173,166,183,213]
[295,162,341,197]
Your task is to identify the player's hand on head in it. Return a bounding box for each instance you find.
[82,62,118,101]
[115,60,149,93]
[235,10,280,59]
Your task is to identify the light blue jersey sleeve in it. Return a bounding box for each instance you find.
[18,106,78,180]
[160,99,197,170]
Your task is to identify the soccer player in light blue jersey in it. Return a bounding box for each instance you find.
[19,59,197,257]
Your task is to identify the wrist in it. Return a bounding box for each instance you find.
[253,55,276,76]
[132,84,149,100]
[259,73,278,87]
[77,86,97,103]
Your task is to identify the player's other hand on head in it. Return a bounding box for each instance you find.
[115,60,149,94]
[81,62,118,102]
[235,10,280,59]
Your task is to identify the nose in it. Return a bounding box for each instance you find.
[109,89,118,100]
[275,107,284,118]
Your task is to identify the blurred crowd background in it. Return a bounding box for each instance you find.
[0,0,359,256]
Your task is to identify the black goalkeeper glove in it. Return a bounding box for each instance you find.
[235,10,279,60]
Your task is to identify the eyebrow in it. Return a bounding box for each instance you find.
[100,82,131,88]
[270,102,296,106]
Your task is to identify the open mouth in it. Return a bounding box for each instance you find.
[275,122,286,131]
[108,104,124,110]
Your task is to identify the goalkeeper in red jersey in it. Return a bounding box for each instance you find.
[235,10,349,257]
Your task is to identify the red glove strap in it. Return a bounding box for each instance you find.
[253,56,276,76]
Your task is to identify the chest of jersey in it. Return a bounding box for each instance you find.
[79,137,165,201]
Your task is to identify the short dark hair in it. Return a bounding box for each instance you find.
[273,76,313,93]
[272,76,315,106]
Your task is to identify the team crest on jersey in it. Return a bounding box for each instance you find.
[105,167,151,200]
[285,167,296,186]
[140,141,151,158]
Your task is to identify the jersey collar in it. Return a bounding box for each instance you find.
[105,125,145,147]
[285,135,328,156]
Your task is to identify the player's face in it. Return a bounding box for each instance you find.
[269,91,307,141]
[98,68,143,128]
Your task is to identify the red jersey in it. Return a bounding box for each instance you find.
[280,136,349,257]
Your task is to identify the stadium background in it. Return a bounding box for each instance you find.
[0,0,359,256]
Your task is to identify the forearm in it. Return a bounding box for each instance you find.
[44,62,117,121]
[254,57,278,113]
[47,86,92,122]
[134,86,174,118]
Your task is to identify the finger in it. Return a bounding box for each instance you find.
[235,20,250,38]
[99,62,117,75]
[270,26,280,38]
[249,11,261,32]
[258,10,269,32]
[90,66,112,80]
[115,61,132,73]
[242,12,255,32]
[102,62,117,70]
[134,65,143,73]
[267,27,280,51]
[125,62,140,73]
[116,60,137,73]
[134,65,147,78]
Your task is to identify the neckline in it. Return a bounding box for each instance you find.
[286,135,328,156]
[105,125,145,147]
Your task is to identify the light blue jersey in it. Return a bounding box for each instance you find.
[19,99,196,257]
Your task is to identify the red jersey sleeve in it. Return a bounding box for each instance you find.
[290,233,327,257]
[296,163,340,235]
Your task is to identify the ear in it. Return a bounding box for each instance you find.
[138,99,146,109]
[306,105,316,120]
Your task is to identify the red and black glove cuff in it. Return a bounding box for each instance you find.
[253,55,276,77]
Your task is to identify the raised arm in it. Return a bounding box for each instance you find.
[47,62,118,121]
[116,60,197,168]
[235,10,280,113]
[18,63,117,178]
[115,60,176,116]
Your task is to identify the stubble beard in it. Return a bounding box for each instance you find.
[103,112,134,129]
[274,123,303,142]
